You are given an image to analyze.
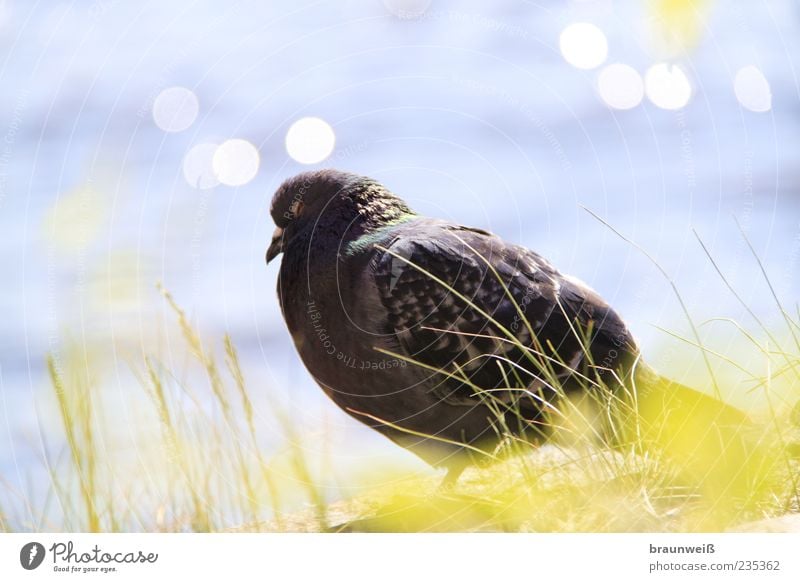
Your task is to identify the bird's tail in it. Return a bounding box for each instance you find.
[625,365,778,500]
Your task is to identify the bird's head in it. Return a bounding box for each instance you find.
[266,169,415,264]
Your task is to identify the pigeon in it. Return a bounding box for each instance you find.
[266,169,753,485]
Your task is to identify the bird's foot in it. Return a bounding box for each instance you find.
[437,465,465,493]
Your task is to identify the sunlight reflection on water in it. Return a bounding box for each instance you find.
[0,0,798,526]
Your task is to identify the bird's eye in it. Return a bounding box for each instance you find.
[289,199,304,218]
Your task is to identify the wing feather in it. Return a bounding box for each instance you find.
[373,222,637,409]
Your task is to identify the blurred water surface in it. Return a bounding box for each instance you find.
[0,0,798,526]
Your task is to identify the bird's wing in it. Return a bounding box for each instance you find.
[372,221,636,407]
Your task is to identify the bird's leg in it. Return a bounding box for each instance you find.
[438,465,465,492]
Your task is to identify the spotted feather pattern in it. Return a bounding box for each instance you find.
[373,221,637,407]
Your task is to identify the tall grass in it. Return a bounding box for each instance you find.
[33,287,328,532]
[368,234,799,530]
[10,227,800,532]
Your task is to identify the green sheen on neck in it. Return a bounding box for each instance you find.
[344,213,417,256]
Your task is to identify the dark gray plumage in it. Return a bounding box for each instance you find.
[265,169,746,484]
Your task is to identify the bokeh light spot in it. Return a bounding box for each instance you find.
[212,139,261,187]
[644,63,692,110]
[559,23,608,70]
[734,65,772,113]
[183,143,220,190]
[285,117,336,165]
[152,87,199,133]
[597,63,644,110]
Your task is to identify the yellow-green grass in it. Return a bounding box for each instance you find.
[9,226,800,533]
[29,296,800,532]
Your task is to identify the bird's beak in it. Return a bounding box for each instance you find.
[266,227,285,264]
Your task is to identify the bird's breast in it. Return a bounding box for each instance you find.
[278,250,406,403]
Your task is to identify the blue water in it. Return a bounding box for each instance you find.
[0,0,798,528]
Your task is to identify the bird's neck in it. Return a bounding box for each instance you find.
[318,185,417,251]
[343,214,417,257]
[343,182,416,233]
